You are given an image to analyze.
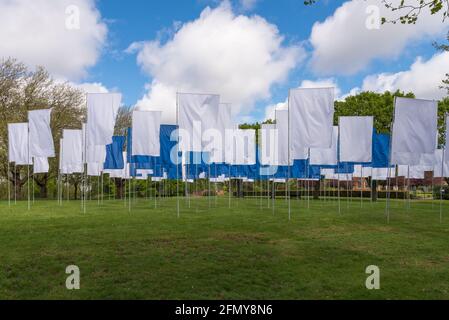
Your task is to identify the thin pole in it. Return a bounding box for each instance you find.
[287,92,291,220]
[385,166,391,224]
[7,161,10,208]
[360,166,363,208]
[27,124,30,210]
[14,164,17,205]
[228,167,231,209]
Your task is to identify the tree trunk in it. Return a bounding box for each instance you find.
[34,174,49,199]
[73,182,79,200]
[114,178,123,199]
[371,180,378,202]
[313,180,320,200]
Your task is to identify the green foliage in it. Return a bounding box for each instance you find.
[334,90,415,134]
[0,58,85,199]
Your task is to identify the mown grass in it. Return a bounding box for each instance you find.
[0,196,448,300]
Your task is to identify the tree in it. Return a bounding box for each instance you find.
[0,58,85,200]
[334,90,415,133]
[111,106,132,199]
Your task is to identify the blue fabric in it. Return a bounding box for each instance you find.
[104,136,125,170]
[127,126,182,177]
[335,162,354,174]
[372,133,390,168]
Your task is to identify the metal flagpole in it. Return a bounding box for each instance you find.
[7,160,11,208]
[407,166,411,211]
[176,93,180,218]
[440,113,447,223]
[14,165,17,205]
[208,165,211,209]
[287,91,291,220]
[360,166,363,208]
[228,166,231,209]
[27,123,30,211]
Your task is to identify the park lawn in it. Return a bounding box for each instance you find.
[0,197,448,300]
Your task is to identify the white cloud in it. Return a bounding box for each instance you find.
[239,0,258,11]
[0,0,107,80]
[299,78,341,98]
[309,0,447,75]
[362,52,449,100]
[130,2,304,123]
[72,82,109,94]
[264,100,287,121]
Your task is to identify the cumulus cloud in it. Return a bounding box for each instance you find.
[0,0,107,80]
[361,52,449,100]
[130,2,305,123]
[309,0,447,75]
[72,82,110,94]
[239,0,258,11]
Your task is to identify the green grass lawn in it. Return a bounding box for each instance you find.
[0,196,448,300]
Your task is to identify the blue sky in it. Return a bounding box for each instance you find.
[1,0,448,123]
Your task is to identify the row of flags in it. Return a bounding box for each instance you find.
[6,90,449,182]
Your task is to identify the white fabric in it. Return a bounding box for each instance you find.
[177,93,220,152]
[86,93,121,146]
[354,165,373,178]
[310,126,338,166]
[397,165,409,177]
[82,124,106,164]
[420,151,440,166]
[137,169,153,178]
[28,109,55,157]
[276,110,291,165]
[87,163,103,177]
[391,152,421,166]
[61,129,83,167]
[445,115,449,161]
[225,129,256,165]
[132,110,161,157]
[391,97,437,155]
[208,103,233,163]
[372,168,389,181]
[260,124,278,166]
[433,150,449,177]
[409,166,426,179]
[33,157,49,174]
[337,174,353,181]
[289,87,334,152]
[339,116,373,163]
[7,123,31,165]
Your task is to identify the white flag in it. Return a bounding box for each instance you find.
[7,123,31,165]
[276,110,291,165]
[87,162,103,177]
[260,124,278,166]
[207,103,233,163]
[433,150,449,178]
[177,93,220,152]
[408,165,427,179]
[86,93,121,146]
[225,129,256,165]
[445,115,449,161]
[310,126,338,166]
[62,129,83,167]
[391,151,421,166]
[289,87,335,151]
[29,109,55,157]
[132,110,162,157]
[339,116,373,163]
[33,157,49,174]
[391,97,437,155]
